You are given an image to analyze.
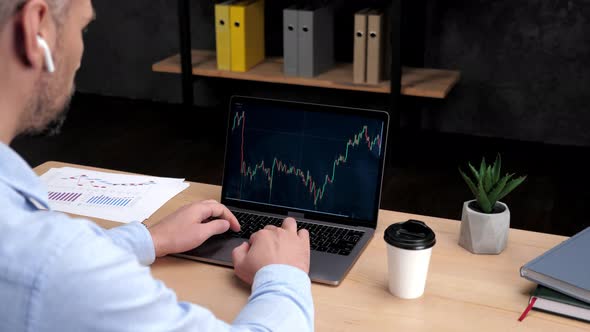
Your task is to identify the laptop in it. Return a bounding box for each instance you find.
[174,96,389,285]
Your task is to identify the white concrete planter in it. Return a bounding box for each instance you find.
[458,200,510,255]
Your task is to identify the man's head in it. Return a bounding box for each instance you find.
[0,0,94,140]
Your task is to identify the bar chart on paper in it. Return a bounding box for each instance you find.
[49,191,136,208]
[48,192,83,202]
[40,167,189,223]
[85,195,134,207]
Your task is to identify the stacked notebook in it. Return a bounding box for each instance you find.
[215,0,265,72]
[519,227,590,323]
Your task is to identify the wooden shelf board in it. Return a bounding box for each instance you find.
[152,50,460,99]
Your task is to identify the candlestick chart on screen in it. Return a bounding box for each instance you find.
[224,106,384,220]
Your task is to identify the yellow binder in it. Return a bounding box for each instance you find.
[230,0,265,72]
[214,0,236,70]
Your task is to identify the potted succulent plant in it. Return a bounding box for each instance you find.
[458,154,526,254]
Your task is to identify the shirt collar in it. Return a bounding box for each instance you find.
[0,142,50,209]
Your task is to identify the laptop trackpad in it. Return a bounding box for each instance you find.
[178,236,246,265]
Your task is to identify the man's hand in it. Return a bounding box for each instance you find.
[232,217,310,284]
[148,200,240,257]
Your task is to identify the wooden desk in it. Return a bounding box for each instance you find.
[34,162,588,331]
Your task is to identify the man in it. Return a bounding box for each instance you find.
[0,1,314,331]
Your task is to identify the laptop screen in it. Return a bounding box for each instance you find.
[221,97,389,227]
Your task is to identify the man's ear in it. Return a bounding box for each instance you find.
[17,0,55,70]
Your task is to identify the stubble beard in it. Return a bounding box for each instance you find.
[19,46,75,137]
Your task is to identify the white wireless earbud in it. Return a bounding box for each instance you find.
[36,35,55,73]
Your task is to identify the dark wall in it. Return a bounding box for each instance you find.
[76,0,218,105]
[76,0,590,146]
[423,0,590,146]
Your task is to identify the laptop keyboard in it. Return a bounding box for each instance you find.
[229,211,364,256]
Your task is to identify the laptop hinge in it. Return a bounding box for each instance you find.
[287,211,305,219]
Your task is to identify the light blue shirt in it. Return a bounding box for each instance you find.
[0,142,314,331]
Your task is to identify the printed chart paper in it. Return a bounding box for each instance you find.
[40,167,189,223]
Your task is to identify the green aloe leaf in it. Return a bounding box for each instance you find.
[488,174,512,204]
[459,168,478,197]
[483,165,493,192]
[492,154,501,183]
[477,181,492,213]
[468,163,480,182]
[479,158,487,178]
[498,176,527,201]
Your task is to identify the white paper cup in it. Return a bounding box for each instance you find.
[384,220,436,299]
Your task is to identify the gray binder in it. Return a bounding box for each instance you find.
[283,6,299,76]
[298,6,334,78]
[366,10,384,85]
[353,8,371,84]
[520,227,590,304]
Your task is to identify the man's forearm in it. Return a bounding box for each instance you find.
[106,224,314,331]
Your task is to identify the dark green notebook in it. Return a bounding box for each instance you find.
[530,285,590,322]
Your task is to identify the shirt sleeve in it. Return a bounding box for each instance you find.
[234,264,315,331]
[105,221,155,266]
[30,226,314,332]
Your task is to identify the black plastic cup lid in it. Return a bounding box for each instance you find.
[384,219,436,250]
